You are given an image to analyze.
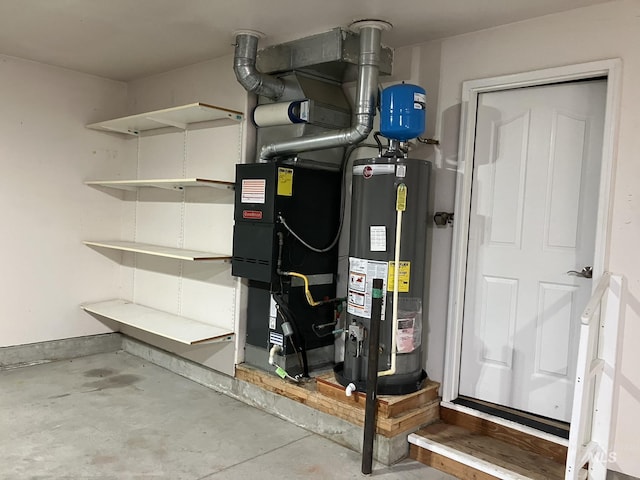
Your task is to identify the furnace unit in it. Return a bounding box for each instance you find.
[233,161,341,374]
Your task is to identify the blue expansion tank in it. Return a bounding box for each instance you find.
[380,83,426,141]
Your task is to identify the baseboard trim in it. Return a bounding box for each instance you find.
[0,333,123,369]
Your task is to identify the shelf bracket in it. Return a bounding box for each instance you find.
[144,116,188,130]
[99,125,139,136]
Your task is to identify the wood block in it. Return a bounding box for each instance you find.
[440,407,567,465]
[315,373,439,419]
[235,364,441,437]
[235,364,313,404]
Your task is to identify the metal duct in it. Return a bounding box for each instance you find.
[233,30,285,101]
[258,20,391,160]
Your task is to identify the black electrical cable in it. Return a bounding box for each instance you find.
[272,293,309,378]
[273,144,379,376]
[373,131,384,156]
[276,306,305,373]
[278,142,378,254]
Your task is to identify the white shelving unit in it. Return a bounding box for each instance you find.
[83,240,230,262]
[85,178,234,191]
[86,102,243,136]
[83,103,243,360]
[82,300,234,345]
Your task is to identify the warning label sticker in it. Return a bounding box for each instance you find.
[348,290,365,308]
[349,272,366,292]
[397,316,417,353]
[387,261,411,293]
[277,167,293,197]
[241,179,266,204]
[347,257,388,319]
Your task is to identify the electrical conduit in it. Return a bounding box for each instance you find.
[378,183,407,377]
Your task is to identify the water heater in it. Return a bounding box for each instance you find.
[336,83,430,394]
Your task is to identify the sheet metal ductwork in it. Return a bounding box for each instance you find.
[233,20,392,167]
[233,30,285,101]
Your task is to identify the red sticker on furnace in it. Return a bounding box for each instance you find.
[363,165,373,179]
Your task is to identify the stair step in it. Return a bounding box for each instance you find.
[409,422,566,480]
[441,406,568,464]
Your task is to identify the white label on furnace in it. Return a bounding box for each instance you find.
[396,165,406,178]
[268,296,278,329]
[347,257,388,320]
[370,226,387,252]
[269,331,284,347]
[241,179,266,204]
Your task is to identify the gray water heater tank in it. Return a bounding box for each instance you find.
[336,156,431,394]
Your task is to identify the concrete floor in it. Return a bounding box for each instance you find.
[1,351,455,479]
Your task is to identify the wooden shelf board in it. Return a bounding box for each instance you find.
[84,240,230,261]
[86,102,243,135]
[82,299,234,345]
[85,178,234,191]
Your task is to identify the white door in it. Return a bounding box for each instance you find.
[458,80,607,423]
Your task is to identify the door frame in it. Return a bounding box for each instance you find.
[442,59,622,406]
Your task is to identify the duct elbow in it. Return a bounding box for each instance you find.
[259,144,276,161]
[348,121,373,144]
[234,65,284,101]
[233,63,258,91]
[233,31,285,101]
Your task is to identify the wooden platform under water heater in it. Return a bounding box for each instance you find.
[235,364,440,438]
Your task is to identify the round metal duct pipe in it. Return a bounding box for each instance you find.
[233,30,285,101]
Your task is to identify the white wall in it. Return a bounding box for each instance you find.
[429,0,640,474]
[126,55,247,118]
[389,41,449,383]
[0,55,128,347]
[120,56,250,374]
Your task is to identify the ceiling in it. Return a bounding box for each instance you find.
[0,0,611,82]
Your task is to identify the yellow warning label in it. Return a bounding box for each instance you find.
[277,167,293,196]
[396,183,407,211]
[387,261,410,292]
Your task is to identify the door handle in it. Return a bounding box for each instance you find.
[567,266,593,279]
